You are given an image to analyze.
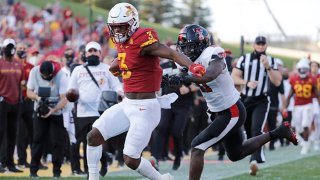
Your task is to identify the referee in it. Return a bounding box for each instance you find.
[231,36,282,176]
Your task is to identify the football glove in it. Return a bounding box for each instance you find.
[189,64,206,77]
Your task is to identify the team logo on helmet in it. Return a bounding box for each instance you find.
[125,5,136,17]
[194,28,204,40]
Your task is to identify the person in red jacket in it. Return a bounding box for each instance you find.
[15,42,34,169]
[0,39,23,173]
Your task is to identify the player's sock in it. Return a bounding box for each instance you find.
[87,145,102,180]
[136,157,162,180]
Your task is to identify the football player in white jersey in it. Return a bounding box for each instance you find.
[168,24,298,180]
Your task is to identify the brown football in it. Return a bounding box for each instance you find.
[66,89,79,102]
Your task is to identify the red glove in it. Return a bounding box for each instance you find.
[282,109,288,119]
[189,64,206,77]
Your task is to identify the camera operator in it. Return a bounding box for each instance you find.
[27,61,68,178]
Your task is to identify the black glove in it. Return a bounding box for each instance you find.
[169,75,182,87]
[161,74,170,88]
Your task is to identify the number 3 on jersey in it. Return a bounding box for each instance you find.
[118,53,131,79]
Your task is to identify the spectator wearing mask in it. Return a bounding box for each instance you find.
[27,48,41,66]
[0,39,23,173]
[27,61,68,178]
[61,47,86,176]
[15,42,35,169]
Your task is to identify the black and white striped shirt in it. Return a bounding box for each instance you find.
[236,53,277,97]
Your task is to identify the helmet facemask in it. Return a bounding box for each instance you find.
[177,41,207,62]
[108,23,131,43]
[298,67,309,79]
[296,58,310,79]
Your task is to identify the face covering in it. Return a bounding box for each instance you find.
[254,50,266,60]
[28,56,39,66]
[65,54,75,67]
[86,55,100,66]
[283,75,289,80]
[17,50,27,59]
[41,74,54,81]
[4,45,16,57]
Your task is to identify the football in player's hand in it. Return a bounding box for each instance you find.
[66,89,79,102]
[109,57,120,72]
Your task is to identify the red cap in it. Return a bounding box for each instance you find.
[28,47,39,55]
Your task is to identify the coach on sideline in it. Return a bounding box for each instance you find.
[231,36,282,176]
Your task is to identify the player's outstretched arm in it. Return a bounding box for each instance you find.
[141,42,193,68]
[185,58,225,84]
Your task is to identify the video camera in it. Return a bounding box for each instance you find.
[37,87,57,117]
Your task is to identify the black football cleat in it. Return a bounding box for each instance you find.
[172,157,181,171]
[273,122,298,146]
[30,173,39,179]
[7,166,23,173]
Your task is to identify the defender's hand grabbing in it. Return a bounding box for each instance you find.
[189,64,206,77]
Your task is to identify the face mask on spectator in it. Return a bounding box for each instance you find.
[28,56,39,66]
[86,55,100,66]
[17,50,27,59]
[65,54,75,67]
[41,74,54,81]
[4,45,16,57]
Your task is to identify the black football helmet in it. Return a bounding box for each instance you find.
[177,24,211,61]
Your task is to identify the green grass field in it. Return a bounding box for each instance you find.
[0,176,139,180]
[0,154,319,180]
[225,155,320,180]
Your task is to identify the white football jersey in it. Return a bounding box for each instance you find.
[194,46,240,112]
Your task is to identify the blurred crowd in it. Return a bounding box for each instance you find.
[0,0,117,66]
